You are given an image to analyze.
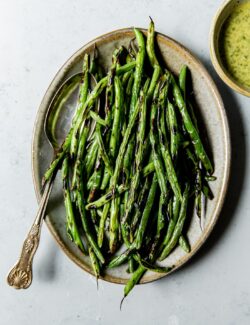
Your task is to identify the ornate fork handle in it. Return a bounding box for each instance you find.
[7,178,53,289]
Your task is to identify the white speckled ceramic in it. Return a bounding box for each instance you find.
[32,28,230,284]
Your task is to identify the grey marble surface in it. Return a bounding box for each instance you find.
[0,1,249,324]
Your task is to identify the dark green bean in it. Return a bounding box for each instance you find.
[75,188,105,264]
[89,246,101,278]
[62,157,87,254]
[109,195,121,253]
[123,79,150,224]
[107,248,133,269]
[134,173,158,249]
[158,83,182,201]
[149,79,169,201]
[97,202,110,248]
[85,184,128,210]
[171,76,213,174]
[179,235,190,253]
[70,61,136,158]
[159,183,190,261]
[129,28,146,117]
[167,100,181,160]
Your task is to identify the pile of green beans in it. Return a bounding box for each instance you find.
[43,19,215,300]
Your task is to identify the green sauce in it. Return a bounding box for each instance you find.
[219,1,250,88]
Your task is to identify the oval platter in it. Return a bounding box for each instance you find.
[32,28,231,284]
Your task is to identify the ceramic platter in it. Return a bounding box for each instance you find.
[32,28,230,284]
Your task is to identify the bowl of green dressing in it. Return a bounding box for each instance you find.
[210,0,250,97]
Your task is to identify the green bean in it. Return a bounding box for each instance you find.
[130,177,150,240]
[123,265,145,299]
[122,253,174,302]
[179,65,200,132]
[147,66,161,101]
[85,138,99,179]
[156,193,165,237]
[43,61,136,184]
[106,157,154,184]
[96,209,103,218]
[149,80,169,201]
[71,120,89,190]
[121,219,131,247]
[159,183,190,261]
[89,246,101,278]
[188,102,199,132]
[100,47,124,190]
[179,235,190,253]
[86,169,95,191]
[107,248,132,269]
[129,28,146,117]
[85,184,128,210]
[134,253,174,273]
[107,47,124,104]
[158,83,182,201]
[70,61,136,158]
[128,257,136,273]
[205,175,217,182]
[146,18,162,100]
[122,70,132,86]
[42,148,66,184]
[120,191,131,247]
[147,18,160,67]
[109,90,143,193]
[88,149,103,202]
[160,195,181,251]
[167,100,181,160]
[128,39,137,59]
[179,65,187,101]
[89,47,98,74]
[121,73,132,137]
[202,183,214,200]
[134,173,158,249]
[110,76,123,158]
[195,166,202,219]
[142,161,155,177]
[75,187,105,264]
[62,157,86,254]
[171,76,213,174]
[122,134,136,183]
[119,196,125,232]
[123,79,150,224]
[89,209,99,227]
[126,71,135,100]
[121,72,136,182]
[97,202,110,248]
[89,110,107,126]
[122,72,135,136]
[96,126,113,175]
[109,195,121,253]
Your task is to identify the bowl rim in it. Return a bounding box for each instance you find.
[210,0,250,97]
[32,27,231,285]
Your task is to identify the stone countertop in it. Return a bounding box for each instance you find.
[0,1,249,324]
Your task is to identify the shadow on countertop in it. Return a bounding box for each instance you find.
[163,58,247,279]
[37,236,59,282]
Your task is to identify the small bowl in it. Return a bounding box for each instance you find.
[210,0,250,97]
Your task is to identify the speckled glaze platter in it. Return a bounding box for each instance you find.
[32,28,230,284]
